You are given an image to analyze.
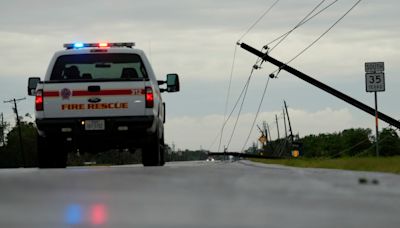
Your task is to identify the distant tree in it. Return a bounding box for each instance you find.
[2,121,37,167]
[340,128,372,156]
[164,146,208,162]
[245,142,258,154]
[0,121,37,168]
[0,120,10,147]
[378,128,400,156]
[300,128,372,158]
[301,132,342,157]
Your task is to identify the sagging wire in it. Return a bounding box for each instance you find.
[268,0,362,76]
[225,68,255,150]
[217,44,239,152]
[209,72,253,151]
[241,77,272,152]
[214,0,281,152]
[335,128,397,158]
[269,0,338,53]
[237,0,281,42]
[253,0,338,69]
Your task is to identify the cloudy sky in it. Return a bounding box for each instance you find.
[0,0,399,152]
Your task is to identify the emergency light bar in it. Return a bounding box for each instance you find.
[63,42,135,49]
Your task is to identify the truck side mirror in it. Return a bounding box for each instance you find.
[27,77,41,96]
[166,74,180,92]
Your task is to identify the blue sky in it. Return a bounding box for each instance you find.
[0,0,399,151]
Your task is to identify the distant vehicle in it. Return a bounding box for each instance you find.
[206,157,215,162]
[27,42,180,168]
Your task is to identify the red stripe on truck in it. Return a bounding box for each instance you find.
[42,89,144,97]
[43,91,60,97]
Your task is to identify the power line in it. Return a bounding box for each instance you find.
[217,1,361,152]
[252,0,338,70]
[241,77,271,152]
[332,127,398,158]
[217,0,281,151]
[217,0,280,152]
[237,0,281,42]
[210,73,253,151]
[218,44,238,152]
[225,68,255,150]
[266,0,339,52]
[271,0,362,74]
[269,0,331,53]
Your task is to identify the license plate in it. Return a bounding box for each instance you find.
[85,120,105,131]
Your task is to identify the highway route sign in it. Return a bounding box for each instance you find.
[365,72,385,92]
[365,62,384,73]
[365,62,385,93]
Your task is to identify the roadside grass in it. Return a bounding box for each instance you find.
[252,156,400,174]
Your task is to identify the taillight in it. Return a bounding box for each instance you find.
[145,87,154,108]
[35,89,44,111]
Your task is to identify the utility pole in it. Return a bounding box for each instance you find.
[275,114,280,139]
[282,107,288,139]
[4,98,26,167]
[0,112,4,147]
[238,42,400,129]
[282,107,289,156]
[284,100,294,142]
[262,121,268,142]
[266,123,272,143]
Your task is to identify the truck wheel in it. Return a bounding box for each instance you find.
[37,135,67,168]
[142,134,162,167]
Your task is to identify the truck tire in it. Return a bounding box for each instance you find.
[142,134,162,167]
[37,135,67,168]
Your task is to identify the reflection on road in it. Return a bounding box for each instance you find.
[65,203,108,225]
[91,204,108,225]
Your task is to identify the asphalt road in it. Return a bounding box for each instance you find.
[0,160,399,228]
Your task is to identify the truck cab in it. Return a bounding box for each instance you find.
[28,42,180,168]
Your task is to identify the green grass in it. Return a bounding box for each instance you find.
[252,156,400,174]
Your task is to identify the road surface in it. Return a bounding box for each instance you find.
[0,160,399,228]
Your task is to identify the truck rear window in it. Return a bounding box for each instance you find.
[50,54,148,81]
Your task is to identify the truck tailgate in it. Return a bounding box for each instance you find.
[42,81,146,118]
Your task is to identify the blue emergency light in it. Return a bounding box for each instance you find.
[73,42,84,48]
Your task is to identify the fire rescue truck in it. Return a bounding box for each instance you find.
[27,42,180,168]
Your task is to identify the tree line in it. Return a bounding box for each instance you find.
[1,117,400,168]
[251,127,400,158]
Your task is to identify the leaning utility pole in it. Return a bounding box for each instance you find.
[284,100,294,142]
[4,98,26,167]
[282,107,288,139]
[262,121,268,141]
[238,42,400,129]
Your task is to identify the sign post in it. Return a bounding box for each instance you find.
[365,62,385,157]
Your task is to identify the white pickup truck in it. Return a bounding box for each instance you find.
[27,42,180,168]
